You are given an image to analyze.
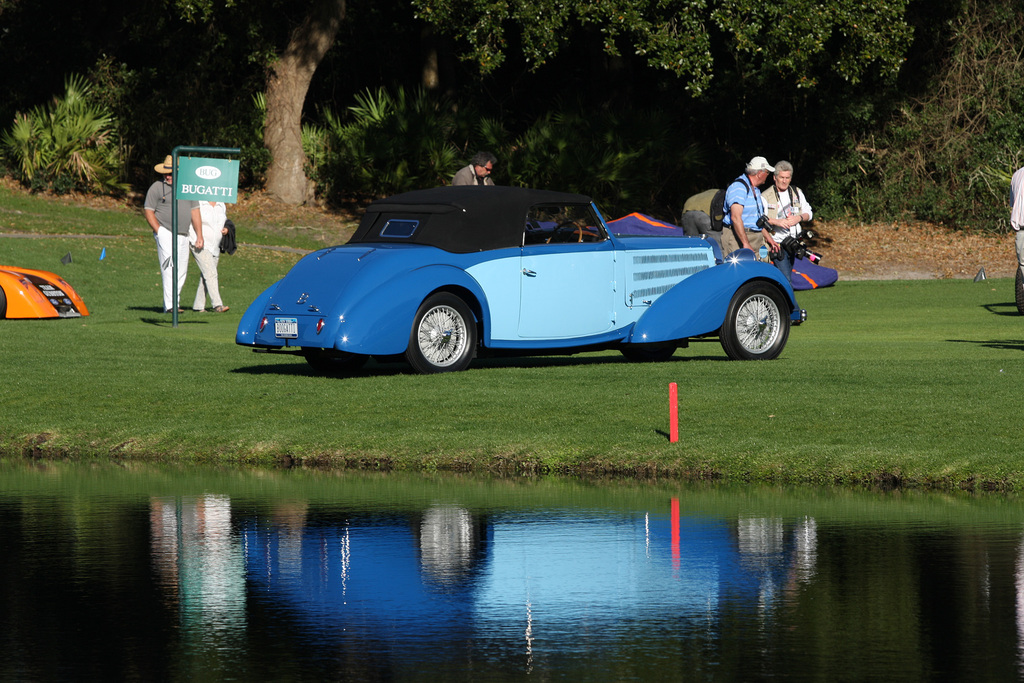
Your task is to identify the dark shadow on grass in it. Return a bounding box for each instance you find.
[231,358,408,378]
[131,306,215,326]
[948,338,1024,352]
[139,316,211,327]
[982,302,1021,317]
[231,348,730,378]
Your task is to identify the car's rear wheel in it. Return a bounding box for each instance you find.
[303,349,368,375]
[406,293,477,373]
[621,341,677,362]
[1015,268,1024,315]
[0,286,6,318]
[720,282,790,360]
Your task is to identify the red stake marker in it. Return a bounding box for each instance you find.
[669,382,678,443]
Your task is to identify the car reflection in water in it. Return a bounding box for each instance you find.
[151,496,822,664]
[242,502,491,648]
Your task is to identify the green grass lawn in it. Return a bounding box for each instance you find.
[2,189,1023,488]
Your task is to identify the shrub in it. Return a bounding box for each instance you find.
[313,87,468,202]
[2,74,129,195]
[815,1,1024,233]
[504,104,704,218]
[304,87,705,219]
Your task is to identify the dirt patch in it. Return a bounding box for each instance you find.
[809,219,1014,281]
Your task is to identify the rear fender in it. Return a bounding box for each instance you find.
[333,265,488,356]
[236,282,280,345]
[630,259,796,343]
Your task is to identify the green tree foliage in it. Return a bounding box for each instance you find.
[2,75,129,194]
[4,0,1023,235]
[412,0,911,95]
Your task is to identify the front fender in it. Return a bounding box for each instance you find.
[0,268,89,319]
[236,281,280,345]
[629,258,796,343]
[334,265,488,356]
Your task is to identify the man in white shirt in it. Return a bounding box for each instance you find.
[762,160,813,282]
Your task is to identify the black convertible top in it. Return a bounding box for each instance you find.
[348,186,595,253]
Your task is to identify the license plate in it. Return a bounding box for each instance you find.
[275,317,298,338]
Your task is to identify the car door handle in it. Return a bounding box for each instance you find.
[522,269,537,277]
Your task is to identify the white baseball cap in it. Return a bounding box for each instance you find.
[748,156,775,173]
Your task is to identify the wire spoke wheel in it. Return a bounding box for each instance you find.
[720,282,790,360]
[417,305,468,366]
[735,293,781,353]
[407,293,477,373]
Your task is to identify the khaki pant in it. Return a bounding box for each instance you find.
[721,226,766,258]
[191,246,224,310]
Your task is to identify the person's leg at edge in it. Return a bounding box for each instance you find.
[773,249,794,284]
[1015,229,1024,277]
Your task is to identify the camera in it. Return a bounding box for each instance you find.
[757,216,823,264]
[778,235,822,264]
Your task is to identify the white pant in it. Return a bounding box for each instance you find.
[191,247,223,310]
[154,227,190,312]
[1016,229,1024,276]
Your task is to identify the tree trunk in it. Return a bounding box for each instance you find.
[264,0,346,205]
[421,24,439,90]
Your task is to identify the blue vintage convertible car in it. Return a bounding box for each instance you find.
[236,186,804,373]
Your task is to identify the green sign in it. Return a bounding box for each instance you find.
[176,156,240,203]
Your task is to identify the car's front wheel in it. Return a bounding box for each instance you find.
[719,282,790,360]
[406,293,477,373]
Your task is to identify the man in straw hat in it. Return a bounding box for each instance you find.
[144,155,203,313]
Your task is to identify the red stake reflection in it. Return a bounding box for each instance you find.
[671,497,680,571]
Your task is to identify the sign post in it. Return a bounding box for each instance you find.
[170,146,240,327]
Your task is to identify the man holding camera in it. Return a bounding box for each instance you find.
[720,156,783,258]
[762,160,814,281]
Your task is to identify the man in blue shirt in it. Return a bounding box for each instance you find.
[720,156,781,258]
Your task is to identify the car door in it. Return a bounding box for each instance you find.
[518,242,616,338]
[517,204,617,339]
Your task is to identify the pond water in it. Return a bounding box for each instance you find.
[2,462,1024,681]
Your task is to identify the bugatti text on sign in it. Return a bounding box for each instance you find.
[179,183,235,198]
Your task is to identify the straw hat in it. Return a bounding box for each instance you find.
[154,155,173,174]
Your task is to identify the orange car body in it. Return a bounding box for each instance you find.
[0,265,90,319]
